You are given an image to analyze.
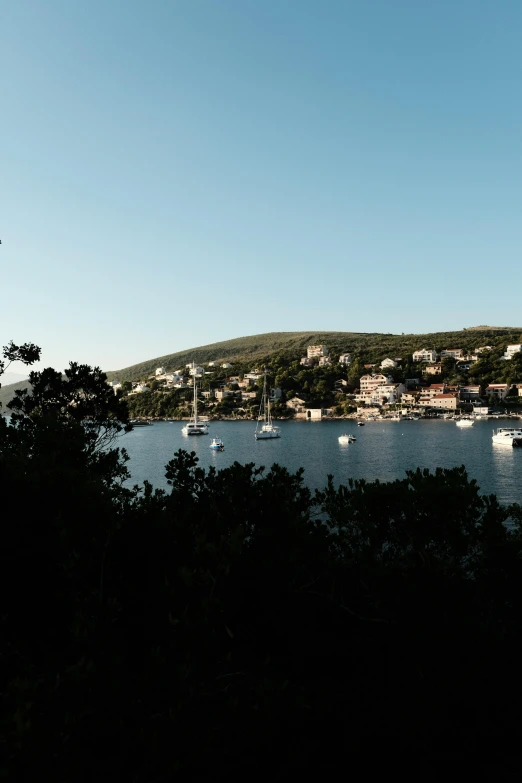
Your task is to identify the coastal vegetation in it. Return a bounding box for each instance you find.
[117,327,522,419]
[3,341,522,776]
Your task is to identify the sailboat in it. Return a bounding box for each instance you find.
[255,370,281,440]
[181,363,209,436]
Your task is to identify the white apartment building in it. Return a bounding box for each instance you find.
[413,349,437,363]
[356,374,404,405]
[360,373,391,393]
[307,345,329,359]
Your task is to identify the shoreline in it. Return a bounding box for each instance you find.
[130,412,522,424]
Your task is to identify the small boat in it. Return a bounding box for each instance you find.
[182,362,209,436]
[255,370,281,440]
[357,421,365,426]
[338,433,356,444]
[492,427,522,447]
[129,419,152,427]
[209,437,224,451]
[456,417,474,427]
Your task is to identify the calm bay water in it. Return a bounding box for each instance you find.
[121,418,522,506]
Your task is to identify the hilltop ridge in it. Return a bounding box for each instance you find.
[106,327,522,382]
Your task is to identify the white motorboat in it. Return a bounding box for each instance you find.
[182,363,209,436]
[209,437,224,450]
[492,427,522,447]
[456,417,474,427]
[255,370,281,440]
[338,433,356,444]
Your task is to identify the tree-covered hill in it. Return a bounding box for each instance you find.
[107,326,522,382]
[2,327,521,408]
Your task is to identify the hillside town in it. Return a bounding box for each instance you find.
[116,340,522,421]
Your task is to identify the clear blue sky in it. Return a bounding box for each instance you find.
[2,0,521,373]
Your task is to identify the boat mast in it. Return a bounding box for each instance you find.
[265,371,271,425]
[193,362,198,424]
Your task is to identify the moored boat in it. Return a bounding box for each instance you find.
[255,370,281,440]
[182,362,209,436]
[209,437,224,450]
[492,427,522,446]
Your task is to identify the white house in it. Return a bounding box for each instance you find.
[440,349,464,360]
[318,356,331,366]
[307,345,329,359]
[486,383,511,400]
[380,358,397,369]
[339,353,352,365]
[155,367,166,376]
[189,365,205,376]
[501,344,522,360]
[413,349,437,363]
[419,393,458,410]
[300,357,312,366]
[215,389,234,401]
[208,361,217,367]
[133,383,149,394]
[221,362,232,369]
[471,346,492,360]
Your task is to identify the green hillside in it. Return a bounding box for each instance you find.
[0,379,31,412]
[2,327,521,408]
[106,327,522,382]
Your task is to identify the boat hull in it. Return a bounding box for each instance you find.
[492,431,522,446]
[182,425,209,436]
[255,429,281,440]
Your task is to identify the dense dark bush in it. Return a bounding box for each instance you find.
[3,347,522,779]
